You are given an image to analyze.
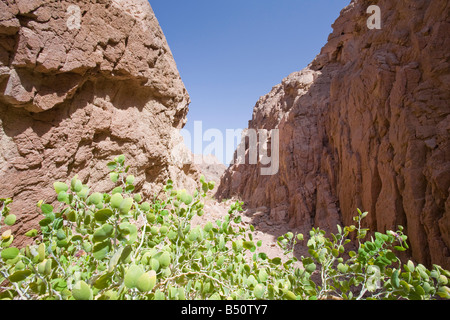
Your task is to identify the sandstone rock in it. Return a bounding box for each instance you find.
[0,0,199,246]
[217,0,450,269]
[193,154,227,184]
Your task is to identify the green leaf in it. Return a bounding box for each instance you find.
[72,281,93,300]
[37,259,52,276]
[271,257,282,265]
[178,287,186,300]
[209,293,221,300]
[258,269,269,282]
[110,193,123,209]
[2,247,19,260]
[119,198,134,215]
[178,190,193,205]
[254,284,265,299]
[56,229,66,240]
[92,241,111,260]
[87,192,103,206]
[414,285,425,296]
[72,179,83,193]
[337,263,349,273]
[93,273,113,290]
[124,264,145,289]
[38,243,45,262]
[126,175,135,185]
[107,162,117,171]
[54,181,69,195]
[406,260,415,273]
[243,241,255,250]
[120,245,133,263]
[437,286,450,299]
[118,222,138,244]
[94,208,113,222]
[4,214,16,226]
[112,187,123,194]
[154,289,165,300]
[41,204,53,214]
[77,186,90,199]
[136,270,157,292]
[93,224,114,242]
[25,229,38,237]
[109,172,119,183]
[133,193,142,203]
[0,234,14,248]
[116,155,125,164]
[386,251,397,262]
[9,270,32,283]
[284,291,297,300]
[150,258,160,272]
[204,221,213,233]
[140,202,151,212]
[305,263,316,273]
[108,247,124,273]
[364,242,375,251]
[438,275,448,285]
[331,248,339,257]
[66,210,77,222]
[400,280,410,293]
[57,191,69,204]
[392,270,400,288]
[158,251,171,268]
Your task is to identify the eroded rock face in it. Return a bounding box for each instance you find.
[218,0,450,269]
[0,0,199,243]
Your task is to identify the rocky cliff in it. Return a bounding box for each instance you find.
[217,0,450,269]
[0,0,198,244]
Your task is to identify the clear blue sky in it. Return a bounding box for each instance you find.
[150,0,350,164]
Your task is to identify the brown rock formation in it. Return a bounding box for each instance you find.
[0,0,199,244]
[217,0,450,269]
[193,154,227,184]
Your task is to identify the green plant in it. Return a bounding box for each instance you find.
[1,198,15,249]
[291,209,450,300]
[0,156,449,300]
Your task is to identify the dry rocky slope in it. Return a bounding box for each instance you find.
[193,154,227,184]
[0,0,199,245]
[218,0,450,269]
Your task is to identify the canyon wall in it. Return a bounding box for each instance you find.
[0,0,198,243]
[217,0,450,269]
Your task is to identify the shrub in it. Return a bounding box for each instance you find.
[0,156,449,300]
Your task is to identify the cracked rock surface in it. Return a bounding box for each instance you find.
[217,0,450,269]
[0,0,199,246]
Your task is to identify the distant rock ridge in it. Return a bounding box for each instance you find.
[0,0,199,245]
[217,0,450,269]
[193,154,227,184]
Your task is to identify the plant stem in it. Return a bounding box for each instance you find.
[133,213,147,260]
